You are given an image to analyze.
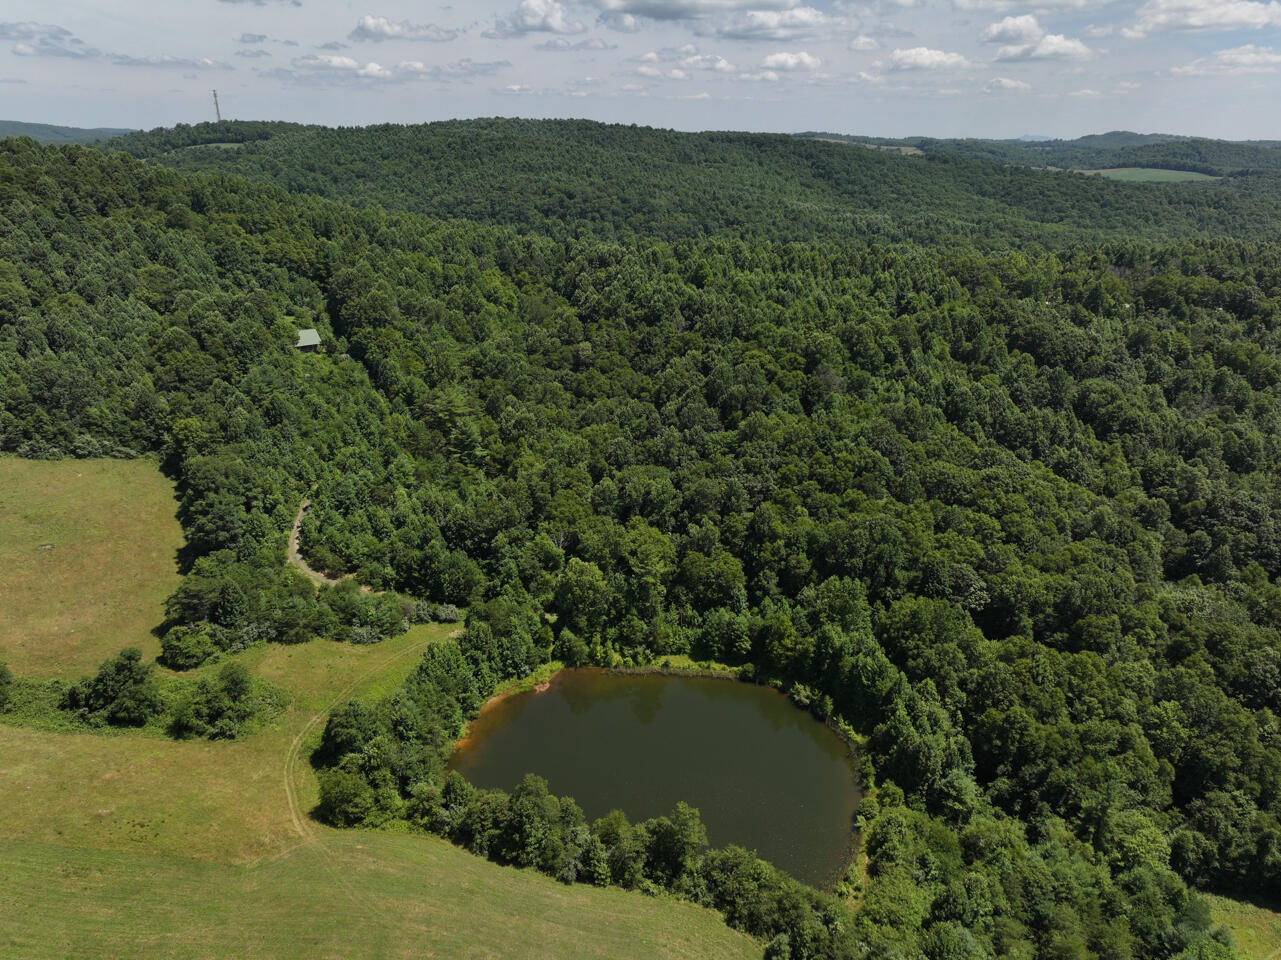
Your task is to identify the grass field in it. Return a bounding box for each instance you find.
[1081,167,1219,183]
[1206,893,1281,960]
[0,458,759,959]
[0,456,182,678]
[0,831,756,960]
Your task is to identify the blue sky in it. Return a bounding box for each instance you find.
[1,1,1279,138]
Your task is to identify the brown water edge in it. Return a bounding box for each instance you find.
[447,666,863,891]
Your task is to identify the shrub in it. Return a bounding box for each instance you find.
[0,660,11,711]
[316,767,375,826]
[61,648,163,727]
[168,661,259,740]
[160,623,219,669]
[432,603,463,623]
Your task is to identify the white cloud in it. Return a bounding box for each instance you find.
[683,53,737,71]
[398,59,510,80]
[1,21,98,58]
[997,33,1092,60]
[485,0,586,38]
[952,0,1109,8]
[986,76,1030,91]
[761,50,821,70]
[111,54,233,69]
[236,49,272,58]
[283,55,509,85]
[1068,87,1102,96]
[849,36,877,50]
[981,15,1043,44]
[888,47,973,70]
[587,0,798,21]
[535,37,617,50]
[294,54,365,71]
[600,12,642,30]
[637,64,690,78]
[716,8,846,41]
[1126,0,1281,36]
[349,16,459,43]
[1173,43,1281,74]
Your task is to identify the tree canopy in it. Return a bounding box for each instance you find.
[3,127,1280,959]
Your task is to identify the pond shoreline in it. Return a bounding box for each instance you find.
[449,660,866,892]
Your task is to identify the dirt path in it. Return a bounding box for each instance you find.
[279,627,460,849]
[275,628,458,924]
[289,499,381,594]
[288,499,346,588]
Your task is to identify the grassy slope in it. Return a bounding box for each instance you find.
[0,832,754,960]
[0,460,757,959]
[1206,894,1281,960]
[1085,168,1219,183]
[0,457,183,678]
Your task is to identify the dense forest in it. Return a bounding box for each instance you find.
[797,130,1281,179]
[0,119,134,145]
[4,124,1281,959]
[105,119,1281,247]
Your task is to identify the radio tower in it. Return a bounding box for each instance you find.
[212,89,222,123]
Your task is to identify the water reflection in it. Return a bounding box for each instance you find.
[448,668,860,888]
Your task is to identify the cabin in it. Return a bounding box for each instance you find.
[295,328,321,353]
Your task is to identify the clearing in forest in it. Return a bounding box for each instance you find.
[0,456,182,678]
[1204,893,1281,960]
[1081,167,1219,182]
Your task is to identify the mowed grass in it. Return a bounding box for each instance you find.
[0,456,183,678]
[1081,167,1219,183]
[1,626,759,959]
[1206,892,1281,960]
[0,832,758,960]
[1,626,469,864]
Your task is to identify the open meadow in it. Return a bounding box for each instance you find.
[0,459,758,960]
[1082,167,1219,183]
[1206,894,1281,960]
[0,457,183,678]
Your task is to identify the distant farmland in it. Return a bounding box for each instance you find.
[1081,167,1219,182]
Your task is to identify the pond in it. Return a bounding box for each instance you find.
[447,668,861,888]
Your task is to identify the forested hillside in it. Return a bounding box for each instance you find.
[0,120,134,145]
[5,130,1281,959]
[105,119,1281,247]
[800,130,1281,181]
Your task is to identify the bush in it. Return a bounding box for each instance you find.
[61,648,163,727]
[168,661,259,740]
[316,767,375,826]
[0,660,11,711]
[432,603,463,623]
[159,623,219,670]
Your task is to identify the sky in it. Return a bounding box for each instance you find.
[1,1,1279,140]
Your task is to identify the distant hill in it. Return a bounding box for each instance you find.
[1071,131,1182,149]
[0,120,134,144]
[102,118,1281,248]
[796,129,1281,177]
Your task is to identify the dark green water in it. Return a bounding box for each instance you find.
[447,668,860,888]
